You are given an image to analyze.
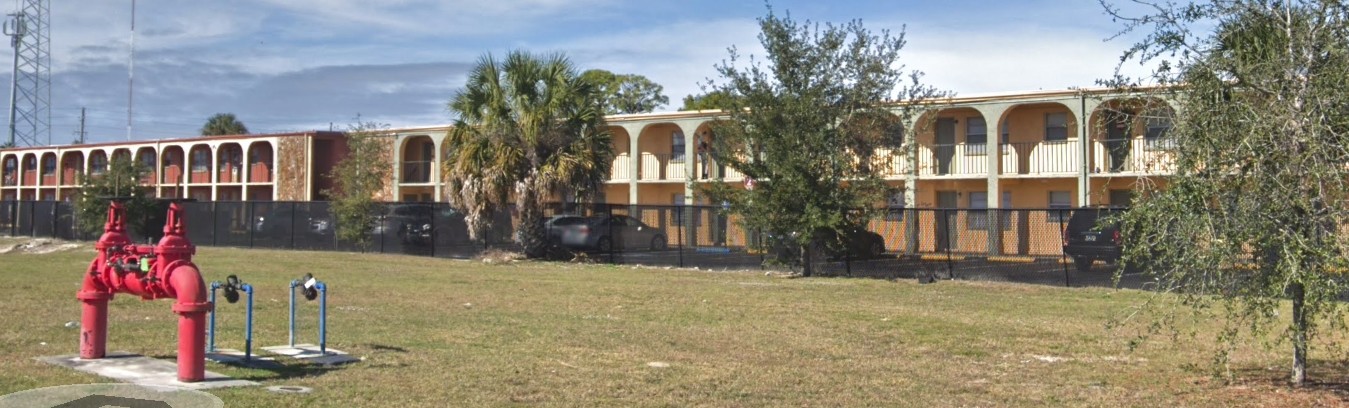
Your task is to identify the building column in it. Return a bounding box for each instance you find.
[210,144,219,201]
[432,136,443,202]
[392,134,404,202]
[676,120,702,247]
[620,123,643,205]
[976,104,1010,257]
[1068,94,1103,207]
[903,114,922,254]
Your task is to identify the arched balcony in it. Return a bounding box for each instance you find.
[135,147,157,184]
[247,142,273,183]
[217,143,243,183]
[188,144,212,184]
[59,151,84,186]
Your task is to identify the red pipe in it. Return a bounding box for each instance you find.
[168,263,212,382]
[77,259,110,359]
[77,201,215,382]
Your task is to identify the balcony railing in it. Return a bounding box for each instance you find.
[1092,138,1176,175]
[2,174,14,186]
[918,143,989,177]
[639,153,687,181]
[999,140,1082,176]
[402,160,432,184]
[608,154,631,181]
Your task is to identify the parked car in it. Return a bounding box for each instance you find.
[549,214,667,252]
[254,205,332,237]
[1062,206,1126,272]
[771,225,888,261]
[374,203,469,246]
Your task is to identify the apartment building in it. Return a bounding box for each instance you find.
[1,88,1175,255]
[0,131,349,203]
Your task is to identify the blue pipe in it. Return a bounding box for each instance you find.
[317,282,327,355]
[288,279,298,347]
[241,283,254,361]
[207,282,220,353]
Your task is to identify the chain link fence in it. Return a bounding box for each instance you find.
[1,200,1147,289]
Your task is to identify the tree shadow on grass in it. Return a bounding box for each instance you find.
[1230,360,1349,403]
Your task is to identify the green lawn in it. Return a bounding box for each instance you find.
[0,244,1343,407]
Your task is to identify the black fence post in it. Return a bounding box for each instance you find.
[247,202,255,248]
[288,202,297,249]
[677,207,684,268]
[1060,208,1070,287]
[49,202,57,239]
[944,209,954,280]
[608,204,616,265]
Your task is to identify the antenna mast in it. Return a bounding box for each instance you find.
[4,0,48,147]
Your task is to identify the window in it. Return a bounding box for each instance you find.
[965,117,987,155]
[1049,191,1072,222]
[671,131,685,160]
[672,194,685,226]
[23,156,34,170]
[885,189,906,221]
[90,155,107,175]
[966,191,1012,230]
[191,149,209,172]
[1045,112,1069,141]
[1144,109,1174,149]
[41,156,54,175]
[139,152,155,169]
[967,191,988,229]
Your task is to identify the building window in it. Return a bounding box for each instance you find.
[885,189,905,221]
[41,157,55,175]
[671,131,685,160]
[672,194,685,226]
[90,155,107,175]
[1045,112,1069,141]
[139,152,155,169]
[965,117,987,155]
[1049,191,1072,222]
[1144,108,1174,149]
[968,191,988,229]
[191,149,209,172]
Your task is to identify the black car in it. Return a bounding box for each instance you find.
[549,214,668,252]
[1062,206,1126,272]
[375,204,469,246]
[255,206,332,237]
[771,225,888,262]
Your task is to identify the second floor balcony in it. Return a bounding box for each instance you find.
[1092,138,1176,175]
[402,160,432,184]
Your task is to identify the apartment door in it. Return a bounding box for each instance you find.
[1105,111,1131,172]
[935,119,956,175]
[935,191,958,252]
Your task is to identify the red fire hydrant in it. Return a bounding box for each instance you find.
[77,200,213,382]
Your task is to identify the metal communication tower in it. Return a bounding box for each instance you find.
[4,0,50,147]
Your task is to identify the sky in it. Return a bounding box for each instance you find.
[21,0,1156,145]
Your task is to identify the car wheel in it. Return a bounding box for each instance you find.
[1074,256,1094,273]
[596,237,613,252]
[650,235,667,251]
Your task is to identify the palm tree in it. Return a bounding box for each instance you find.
[200,113,249,136]
[444,50,613,258]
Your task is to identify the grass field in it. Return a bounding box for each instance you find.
[1,241,1347,407]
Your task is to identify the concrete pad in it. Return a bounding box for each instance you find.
[205,348,284,369]
[261,343,360,365]
[37,352,258,390]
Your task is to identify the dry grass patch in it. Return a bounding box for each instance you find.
[0,246,1346,407]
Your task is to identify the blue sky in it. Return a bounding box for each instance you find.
[32,0,1152,145]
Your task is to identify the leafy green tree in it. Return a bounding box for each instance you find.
[700,7,947,276]
[200,113,249,136]
[445,50,612,258]
[579,69,670,114]
[74,156,155,237]
[325,121,391,250]
[679,90,737,111]
[1103,0,1349,385]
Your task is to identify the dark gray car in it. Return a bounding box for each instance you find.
[550,214,667,252]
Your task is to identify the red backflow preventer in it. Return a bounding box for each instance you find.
[77,200,213,382]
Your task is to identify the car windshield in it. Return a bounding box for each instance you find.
[550,217,587,226]
[1068,208,1124,231]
